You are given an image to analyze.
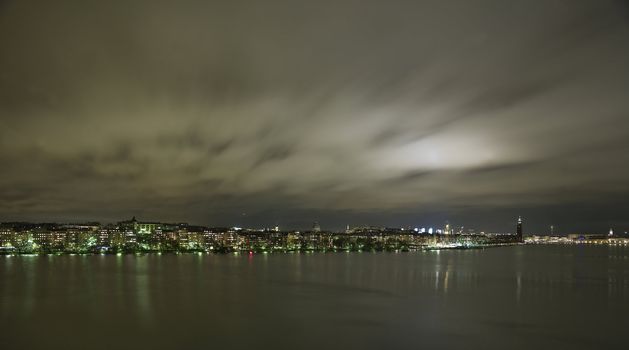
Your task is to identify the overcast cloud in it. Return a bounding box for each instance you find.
[1,0,629,232]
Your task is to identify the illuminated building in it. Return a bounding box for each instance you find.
[109,230,125,249]
[51,231,66,248]
[119,216,159,234]
[97,229,110,246]
[65,229,80,248]
[135,222,158,234]
[32,230,50,248]
[124,230,137,246]
[0,229,13,247]
[516,216,523,242]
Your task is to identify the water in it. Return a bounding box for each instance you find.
[1,245,628,349]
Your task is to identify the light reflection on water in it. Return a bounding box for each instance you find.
[1,245,629,349]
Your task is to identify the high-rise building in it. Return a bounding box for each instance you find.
[516,216,523,242]
[312,222,321,233]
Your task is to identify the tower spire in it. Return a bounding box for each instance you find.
[516,216,523,242]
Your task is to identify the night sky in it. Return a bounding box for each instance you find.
[1,0,629,233]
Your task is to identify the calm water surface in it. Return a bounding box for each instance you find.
[2,245,628,349]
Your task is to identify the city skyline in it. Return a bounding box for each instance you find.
[1,214,624,236]
[2,1,629,234]
[3,214,628,257]
[5,214,528,234]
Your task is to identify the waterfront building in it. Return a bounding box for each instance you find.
[97,229,110,246]
[0,229,13,247]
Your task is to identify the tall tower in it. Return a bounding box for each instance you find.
[516,216,523,242]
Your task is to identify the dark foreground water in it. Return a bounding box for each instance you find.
[2,245,629,350]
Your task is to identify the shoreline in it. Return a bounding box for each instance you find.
[0,243,531,257]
